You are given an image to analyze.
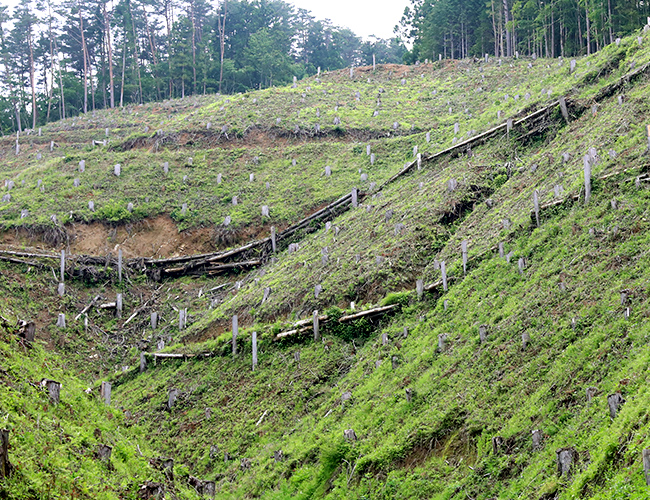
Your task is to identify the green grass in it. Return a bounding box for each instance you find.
[2,30,650,500]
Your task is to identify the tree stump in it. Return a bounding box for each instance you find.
[434,333,447,353]
[479,325,488,343]
[607,393,625,419]
[532,429,543,450]
[96,444,112,462]
[167,389,178,410]
[0,429,9,478]
[391,356,399,370]
[44,379,61,404]
[643,449,650,486]
[274,450,284,462]
[405,388,413,403]
[344,429,357,441]
[492,436,503,454]
[585,386,598,404]
[140,353,147,373]
[522,332,530,350]
[556,447,575,476]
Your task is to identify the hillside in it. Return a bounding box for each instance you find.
[1,30,650,499]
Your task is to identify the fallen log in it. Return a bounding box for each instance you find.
[0,255,42,267]
[75,295,102,321]
[275,325,312,340]
[338,303,400,323]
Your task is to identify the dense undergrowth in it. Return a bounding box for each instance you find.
[1,29,650,499]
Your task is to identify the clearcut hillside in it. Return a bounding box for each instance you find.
[1,30,650,500]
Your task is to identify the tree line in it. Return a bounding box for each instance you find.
[400,0,649,63]
[0,0,406,133]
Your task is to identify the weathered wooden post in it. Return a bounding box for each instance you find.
[45,380,61,404]
[60,250,65,282]
[167,389,178,410]
[114,164,121,176]
[270,226,276,253]
[262,287,270,303]
[118,248,123,283]
[232,315,238,356]
[252,331,258,371]
[405,388,413,403]
[441,261,448,291]
[382,333,388,346]
[58,283,65,297]
[57,313,66,329]
[643,449,650,485]
[140,352,147,373]
[461,240,468,274]
[101,381,111,406]
[351,188,358,208]
[533,189,540,227]
[556,447,575,476]
[151,312,158,330]
[0,428,9,478]
[522,332,530,349]
[607,393,624,419]
[532,429,543,450]
[313,310,320,341]
[583,154,592,205]
[116,294,123,319]
[416,279,423,299]
[499,242,505,259]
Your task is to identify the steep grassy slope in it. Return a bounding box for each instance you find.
[1,29,650,500]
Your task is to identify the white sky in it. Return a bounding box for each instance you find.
[288,0,410,40]
[0,0,411,41]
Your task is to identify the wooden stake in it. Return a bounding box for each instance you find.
[416,279,423,299]
[533,189,540,227]
[441,261,448,291]
[118,248,123,282]
[313,310,320,341]
[60,250,65,282]
[270,227,276,253]
[252,331,257,371]
[140,352,147,373]
[232,315,238,356]
[101,381,111,406]
[584,154,592,205]
[461,240,468,274]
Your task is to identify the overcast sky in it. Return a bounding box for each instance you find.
[290,0,410,40]
[0,0,411,41]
